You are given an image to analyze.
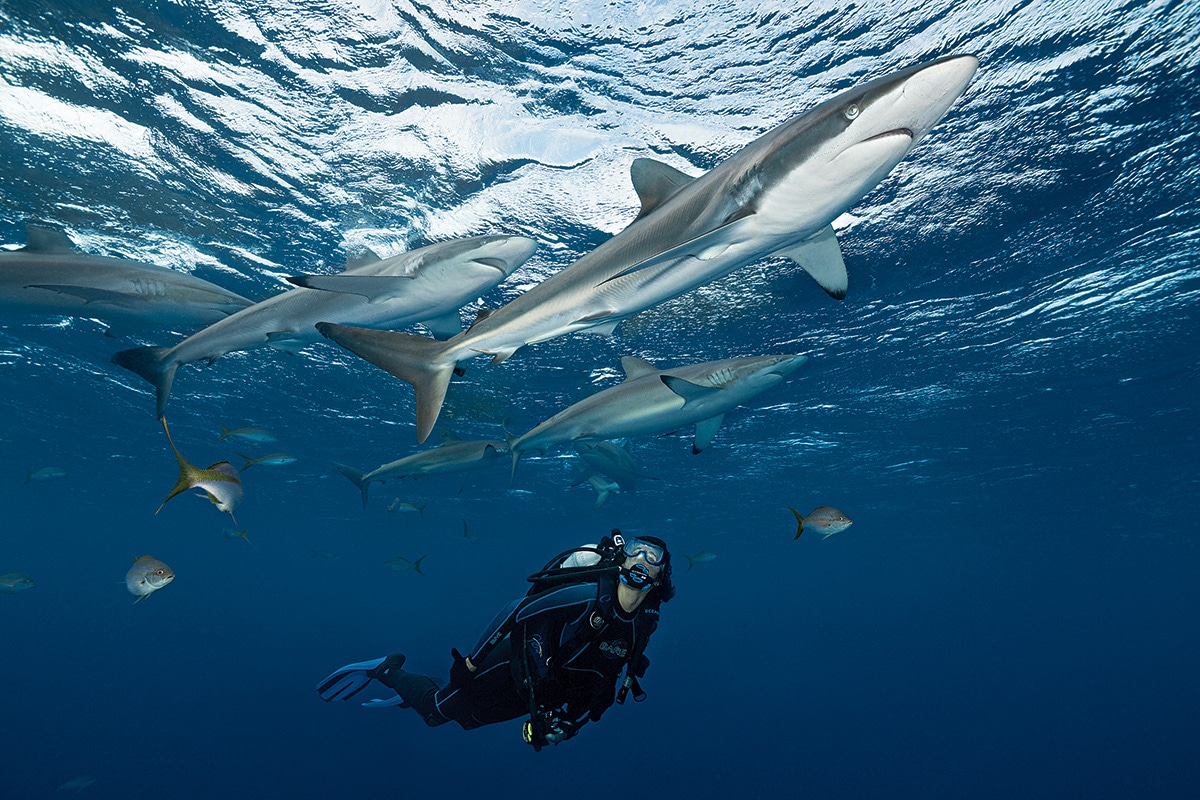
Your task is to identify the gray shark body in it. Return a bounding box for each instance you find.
[334,431,508,507]
[317,55,978,442]
[509,353,809,472]
[112,235,535,417]
[0,225,251,332]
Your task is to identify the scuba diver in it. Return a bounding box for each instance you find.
[317,531,674,750]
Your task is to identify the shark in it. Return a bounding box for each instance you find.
[574,440,656,488]
[0,224,252,334]
[314,54,978,442]
[333,430,509,507]
[112,234,536,418]
[507,353,809,474]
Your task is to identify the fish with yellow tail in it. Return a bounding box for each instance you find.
[789,506,852,540]
[158,417,243,522]
[126,555,175,602]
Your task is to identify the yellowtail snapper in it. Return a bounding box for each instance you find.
[384,555,426,574]
[789,506,853,540]
[217,424,275,443]
[238,452,297,470]
[159,418,243,522]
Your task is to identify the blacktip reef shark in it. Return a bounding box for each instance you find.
[333,430,508,508]
[157,417,243,522]
[0,224,251,333]
[507,353,809,474]
[113,234,536,418]
[315,55,978,443]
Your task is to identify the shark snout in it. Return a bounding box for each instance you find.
[895,54,978,137]
[473,235,537,277]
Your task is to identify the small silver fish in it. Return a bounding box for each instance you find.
[684,551,717,571]
[0,571,35,593]
[217,424,276,443]
[789,506,853,540]
[311,549,337,559]
[159,417,243,521]
[24,466,65,483]
[126,555,175,602]
[223,527,250,543]
[238,452,297,470]
[387,498,426,515]
[384,555,426,574]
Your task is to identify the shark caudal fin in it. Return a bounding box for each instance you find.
[112,346,178,419]
[316,323,456,444]
[333,462,371,508]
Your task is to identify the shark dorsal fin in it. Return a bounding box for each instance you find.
[23,224,76,253]
[630,158,696,221]
[345,247,383,271]
[467,307,494,332]
[620,355,659,380]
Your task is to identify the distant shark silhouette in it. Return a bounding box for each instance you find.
[0,224,251,334]
[315,55,978,443]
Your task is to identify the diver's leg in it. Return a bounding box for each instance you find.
[369,655,449,727]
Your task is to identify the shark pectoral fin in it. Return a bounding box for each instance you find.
[661,375,720,403]
[693,414,725,454]
[582,320,620,337]
[286,274,415,301]
[630,158,697,222]
[27,284,143,308]
[774,225,848,300]
[418,309,464,340]
[487,345,521,365]
[265,331,308,354]
[620,356,659,380]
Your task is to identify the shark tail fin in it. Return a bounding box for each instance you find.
[112,346,178,419]
[789,507,805,540]
[316,323,456,444]
[333,462,370,508]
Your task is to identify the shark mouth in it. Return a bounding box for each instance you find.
[861,128,914,143]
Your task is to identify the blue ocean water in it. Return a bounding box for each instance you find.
[2,1,1198,797]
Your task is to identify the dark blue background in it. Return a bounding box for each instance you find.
[2,1,1198,797]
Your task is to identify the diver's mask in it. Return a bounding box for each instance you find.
[622,538,666,566]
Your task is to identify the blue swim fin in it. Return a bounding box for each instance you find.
[316,657,387,702]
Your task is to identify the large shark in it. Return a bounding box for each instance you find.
[333,430,509,507]
[315,55,978,443]
[112,235,536,418]
[0,224,252,333]
[507,353,809,474]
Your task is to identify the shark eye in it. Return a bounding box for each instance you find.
[843,103,860,121]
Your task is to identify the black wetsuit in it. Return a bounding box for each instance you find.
[382,572,658,737]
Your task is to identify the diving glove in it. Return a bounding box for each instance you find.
[449,647,474,688]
